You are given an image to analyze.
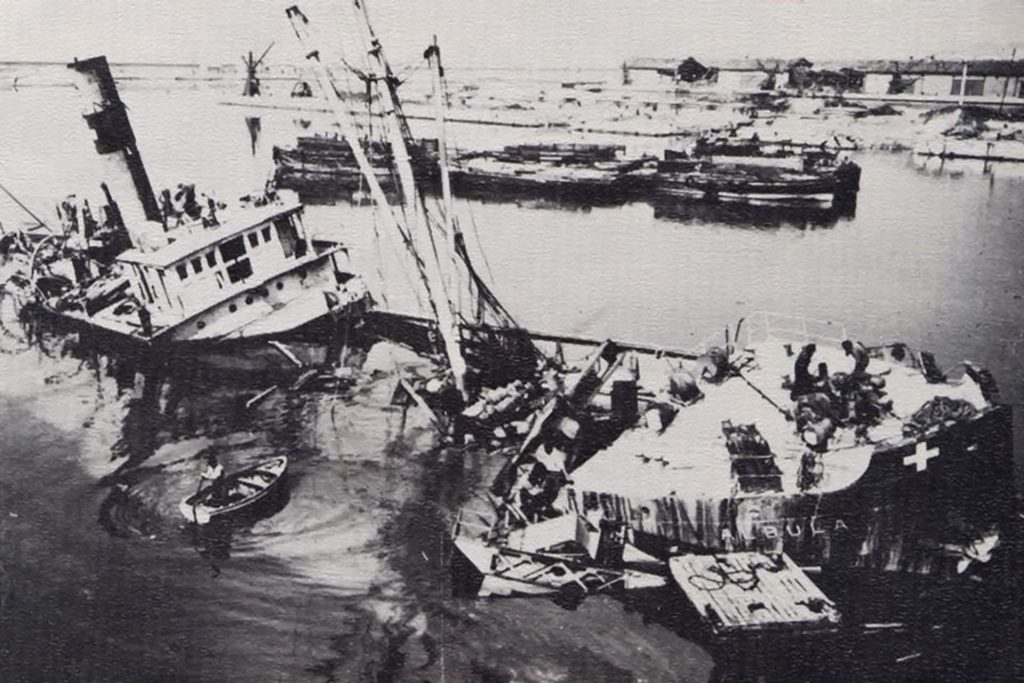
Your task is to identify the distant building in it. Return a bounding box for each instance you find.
[856,59,1024,98]
[622,56,1024,104]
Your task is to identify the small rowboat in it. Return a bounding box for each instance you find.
[179,456,288,525]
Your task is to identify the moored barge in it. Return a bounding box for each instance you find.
[272,134,440,192]
[450,143,651,203]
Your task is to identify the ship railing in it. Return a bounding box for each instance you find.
[740,311,849,349]
[682,311,848,357]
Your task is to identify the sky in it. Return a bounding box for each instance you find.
[1,0,1022,69]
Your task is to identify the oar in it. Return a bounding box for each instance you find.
[191,469,206,526]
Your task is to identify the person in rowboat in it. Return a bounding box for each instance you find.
[201,453,228,505]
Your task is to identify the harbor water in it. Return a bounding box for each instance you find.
[1,73,1022,681]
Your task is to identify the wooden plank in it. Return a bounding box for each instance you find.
[669,551,840,636]
[396,377,441,428]
[267,340,304,368]
[245,385,277,409]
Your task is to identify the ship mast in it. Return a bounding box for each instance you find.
[415,30,523,332]
[423,36,464,319]
[286,3,471,402]
[349,0,471,401]
[350,1,531,356]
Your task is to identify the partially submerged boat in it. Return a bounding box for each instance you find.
[11,56,370,354]
[179,456,288,525]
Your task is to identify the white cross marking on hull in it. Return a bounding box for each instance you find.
[904,441,940,472]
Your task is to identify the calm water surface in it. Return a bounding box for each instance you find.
[0,79,1021,681]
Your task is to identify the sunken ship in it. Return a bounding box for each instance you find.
[8,56,369,358]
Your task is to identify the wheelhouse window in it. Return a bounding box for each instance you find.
[176,264,189,280]
[950,76,984,97]
[247,232,259,248]
[261,226,272,242]
[275,216,298,257]
[226,258,253,283]
[205,251,216,268]
[219,235,246,262]
[191,257,203,274]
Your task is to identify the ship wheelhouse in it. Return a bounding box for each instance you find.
[113,200,360,341]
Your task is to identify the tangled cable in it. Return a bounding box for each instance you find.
[687,555,784,592]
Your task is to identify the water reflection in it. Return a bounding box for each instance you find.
[450,182,634,211]
[244,116,261,157]
[280,180,437,207]
[652,195,856,229]
[187,485,293,575]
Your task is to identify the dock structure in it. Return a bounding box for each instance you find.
[669,552,840,638]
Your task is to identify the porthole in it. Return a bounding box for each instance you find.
[229,304,237,313]
[197,321,206,330]
[275,281,284,290]
[245,296,254,305]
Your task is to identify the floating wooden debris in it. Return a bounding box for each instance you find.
[267,341,305,368]
[669,552,840,638]
[245,385,277,409]
[452,510,667,602]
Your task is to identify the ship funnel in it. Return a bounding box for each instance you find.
[66,56,162,231]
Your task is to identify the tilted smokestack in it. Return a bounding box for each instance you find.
[66,56,162,227]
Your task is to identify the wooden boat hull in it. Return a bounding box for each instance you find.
[272,140,439,190]
[655,160,860,207]
[658,172,840,206]
[179,456,289,525]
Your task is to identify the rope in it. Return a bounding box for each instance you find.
[687,557,782,592]
[0,178,52,232]
[734,369,791,418]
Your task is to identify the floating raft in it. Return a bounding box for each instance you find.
[669,552,840,638]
